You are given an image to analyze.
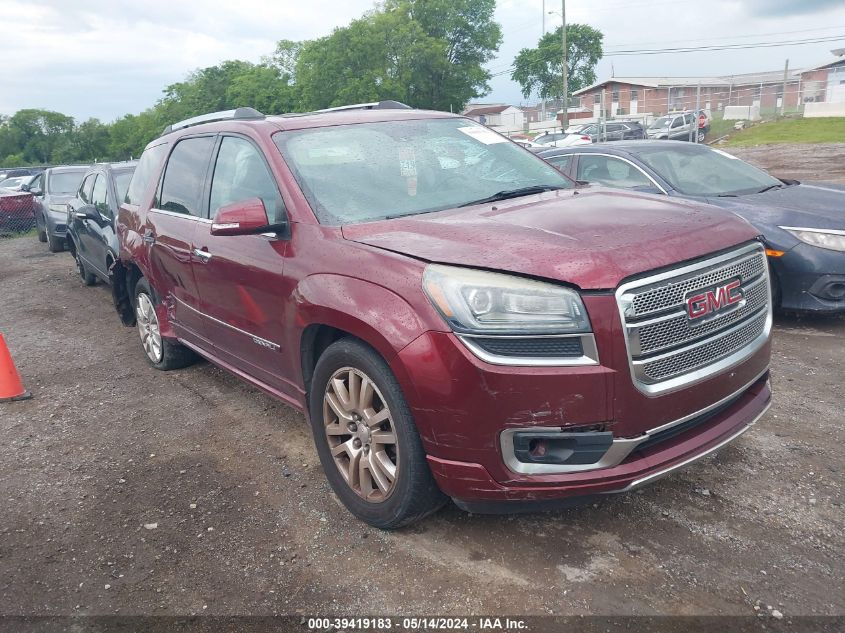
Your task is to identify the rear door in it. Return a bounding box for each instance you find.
[191,134,293,394]
[146,135,216,344]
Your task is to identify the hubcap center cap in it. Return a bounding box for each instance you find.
[354,422,371,445]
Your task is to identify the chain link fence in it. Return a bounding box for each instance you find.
[0,192,37,237]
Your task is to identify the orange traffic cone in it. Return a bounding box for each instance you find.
[0,333,31,403]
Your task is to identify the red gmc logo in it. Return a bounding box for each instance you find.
[686,279,743,320]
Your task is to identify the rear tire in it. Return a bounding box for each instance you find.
[697,129,706,143]
[74,249,97,286]
[38,227,47,243]
[308,338,446,529]
[134,278,196,370]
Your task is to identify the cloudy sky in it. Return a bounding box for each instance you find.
[1,0,844,122]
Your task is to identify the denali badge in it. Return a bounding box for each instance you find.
[686,279,743,321]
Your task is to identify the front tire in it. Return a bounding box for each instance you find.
[309,338,446,529]
[697,129,706,143]
[46,231,64,252]
[134,278,196,370]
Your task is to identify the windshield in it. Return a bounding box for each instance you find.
[648,117,673,129]
[274,118,572,225]
[49,170,86,194]
[113,169,135,203]
[635,145,782,196]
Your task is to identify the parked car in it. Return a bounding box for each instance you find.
[512,139,546,149]
[534,132,593,148]
[0,188,36,234]
[538,141,845,312]
[0,176,31,191]
[646,112,702,142]
[579,121,646,142]
[31,166,88,252]
[65,162,137,286]
[112,104,772,528]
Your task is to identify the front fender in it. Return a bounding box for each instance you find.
[294,273,438,363]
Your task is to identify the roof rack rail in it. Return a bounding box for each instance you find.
[161,107,265,136]
[314,100,412,113]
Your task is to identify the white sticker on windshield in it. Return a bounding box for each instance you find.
[457,126,509,145]
[712,149,739,160]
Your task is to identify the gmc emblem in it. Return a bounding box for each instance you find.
[686,279,743,321]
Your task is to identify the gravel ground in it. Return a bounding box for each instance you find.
[0,144,843,621]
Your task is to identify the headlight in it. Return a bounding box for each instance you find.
[49,203,67,213]
[423,264,591,334]
[782,227,845,253]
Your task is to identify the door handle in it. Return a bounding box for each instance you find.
[193,248,212,263]
[142,231,155,245]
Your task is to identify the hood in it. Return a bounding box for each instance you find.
[342,188,759,290]
[706,182,845,231]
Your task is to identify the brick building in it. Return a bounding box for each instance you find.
[572,70,803,118]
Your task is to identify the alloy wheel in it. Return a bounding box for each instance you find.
[322,367,399,502]
[136,293,163,363]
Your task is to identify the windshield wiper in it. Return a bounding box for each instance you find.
[458,185,565,207]
[756,184,785,194]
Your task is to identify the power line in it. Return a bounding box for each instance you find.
[605,24,845,50]
[604,34,845,56]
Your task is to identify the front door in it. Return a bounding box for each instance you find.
[78,173,111,279]
[146,135,217,344]
[191,134,294,395]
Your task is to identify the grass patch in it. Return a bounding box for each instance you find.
[723,117,845,147]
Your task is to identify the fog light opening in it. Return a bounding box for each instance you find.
[827,283,845,301]
[528,438,548,458]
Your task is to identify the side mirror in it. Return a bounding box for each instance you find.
[211,198,272,236]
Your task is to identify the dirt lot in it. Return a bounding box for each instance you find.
[1,144,843,621]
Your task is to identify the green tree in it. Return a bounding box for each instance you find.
[511,24,603,102]
[296,0,501,111]
[5,109,75,164]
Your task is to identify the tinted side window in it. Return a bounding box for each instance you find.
[209,137,285,224]
[79,174,96,203]
[158,137,215,217]
[671,117,683,129]
[125,143,168,206]
[30,173,43,193]
[91,175,111,219]
[547,155,572,171]
[577,155,654,189]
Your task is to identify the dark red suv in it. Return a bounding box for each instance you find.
[113,103,773,528]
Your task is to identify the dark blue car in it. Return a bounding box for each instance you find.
[539,141,845,313]
[65,162,136,286]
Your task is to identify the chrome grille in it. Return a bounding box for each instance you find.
[634,277,769,355]
[630,253,765,318]
[638,311,768,381]
[616,243,772,395]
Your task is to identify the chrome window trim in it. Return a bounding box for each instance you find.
[500,368,768,475]
[572,152,668,194]
[615,242,772,396]
[456,333,599,367]
[173,296,281,351]
[150,207,213,224]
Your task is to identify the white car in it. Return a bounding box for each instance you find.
[536,132,593,148]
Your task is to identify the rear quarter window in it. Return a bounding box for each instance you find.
[125,143,168,206]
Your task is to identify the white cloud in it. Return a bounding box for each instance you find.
[2,0,844,119]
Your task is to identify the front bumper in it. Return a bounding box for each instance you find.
[392,289,772,506]
[770,242,845,312]
[427,372,770,510]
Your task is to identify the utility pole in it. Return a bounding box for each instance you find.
[695,82,701,143]
[561,0,568,131]
[781,58,789,117]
